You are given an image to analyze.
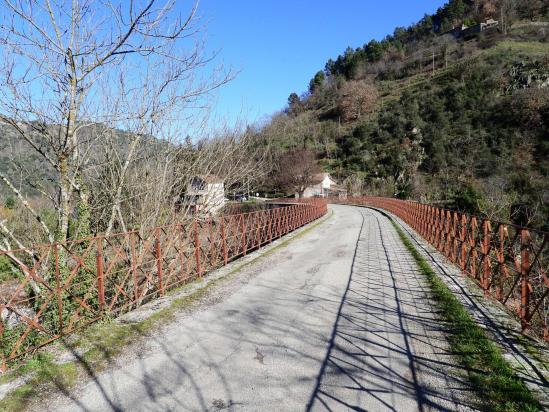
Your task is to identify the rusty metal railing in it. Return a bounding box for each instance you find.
[0,200,327,371]
[331,196,549,342]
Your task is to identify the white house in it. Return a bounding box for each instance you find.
[185,175,225,215]
[297,173,347,199]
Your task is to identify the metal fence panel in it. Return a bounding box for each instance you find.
[0,200,327,371]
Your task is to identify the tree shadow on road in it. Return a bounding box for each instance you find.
[28,206,483,411]
[306,209,481,412]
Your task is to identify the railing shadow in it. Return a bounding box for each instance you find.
[49,317,232,411]
[37,208,343,411]
[306,208,480,411]
[391,213,549,392]
[31,205,482,411]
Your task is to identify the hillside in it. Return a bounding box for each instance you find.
[0,121,136,200]
[0,122,56,199]
[258,0,549,230]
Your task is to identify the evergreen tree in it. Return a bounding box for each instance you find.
[309,71,326,94]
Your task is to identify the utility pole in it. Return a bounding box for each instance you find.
[500,5,506,35]
[501,6,504,34]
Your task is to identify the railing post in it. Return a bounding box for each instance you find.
[253,213,258,248]
[194,221,202,277]
[460,214,467,271]
[280,207,284,237]
[287,207,292,233]
[221,218,228,265]
[268,209,273,242]
[469,217,478,279]
[131,233,138,303]
[178,224,187,280]
[445,210,452,256]
[429,206,435,244]
[287,207,291,233]
[482,220,491,295]
[452,212,459,263]
[241,215,247,256]
[0,311,5,372]
[55,242,63,331]
[496,224,505,300]
[435,208,442,250]
[279,208,283,237]
[256,212,261,247]
[155,227,165,295]
[209,219,215,267]
[520,229,530,331]
[289,206,293,232]
[422,204,428,237]
[278,207,282,234]
[96,237,105,311]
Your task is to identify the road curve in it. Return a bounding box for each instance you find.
[47,205,477,411]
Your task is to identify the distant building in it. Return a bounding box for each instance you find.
[462,18,499,38]
[445,18,499,39]
[297,173,347,199]
[185,175,225,215]
[445,23,469,38]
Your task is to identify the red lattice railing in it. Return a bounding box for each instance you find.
[331,197,549,342]
[0,201,327,371]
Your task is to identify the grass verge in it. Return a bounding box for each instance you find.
[0,353,78,411]
[0,211,332,411]
[390,220,541,412]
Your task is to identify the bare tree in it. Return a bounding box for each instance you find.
[344,173,366,197]
[337,80,378,122]
[497,0,517,34]
[274,149,320,198]
[0,0,234,250]
[82,118,272,232]
[478,176,518,222]
[473,0,498,20]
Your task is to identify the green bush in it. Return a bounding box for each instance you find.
[4,197,16,210]
[450,185,485,215]
[0,255,16,282]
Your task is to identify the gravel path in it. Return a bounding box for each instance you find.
[43,205,478,411]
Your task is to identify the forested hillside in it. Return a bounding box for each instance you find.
[258,0,549,230]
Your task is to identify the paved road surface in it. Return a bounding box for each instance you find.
[48,205,478,411]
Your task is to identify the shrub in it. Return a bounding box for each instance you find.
[4,197,16,210]
[450,184,486,215]
[0,255,16,282]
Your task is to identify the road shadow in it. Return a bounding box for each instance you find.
[388,210,549,405]
[28,205,483,411]
[46,313,237,411]
[36,210,356,411]
[306,208,481,411]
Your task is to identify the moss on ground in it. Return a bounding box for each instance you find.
[0,353,77,411]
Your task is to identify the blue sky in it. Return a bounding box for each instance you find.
[198,0,448,126]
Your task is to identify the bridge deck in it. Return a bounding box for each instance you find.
[45,205,478,411]
[311,207,477,411]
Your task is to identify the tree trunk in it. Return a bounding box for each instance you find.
[59,70,80,243]
[59,155,71,242]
